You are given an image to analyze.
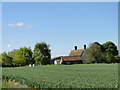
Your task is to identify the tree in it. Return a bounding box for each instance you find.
[0,54,2,66]
[8,49,19,59]
[85,42,104,63]
[8,47,34,66]
[102,41,118,56]
[84,41,119,63]
[20,47,34,65]
[8,49,20,66]
[114,55,120,63]
[33,42,51,65]
[102,41,119,63]
[0,52,12,67]
[12,49,26,66]
[105,52,115,63]
[34,53,44,65]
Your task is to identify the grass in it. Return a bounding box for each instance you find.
[2,64,118,88]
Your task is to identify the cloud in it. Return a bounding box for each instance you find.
[8,22,24,27]
[8,22,32,29]
[8,23,14,27]
[27,25,33,29]
[7,44,11,48]
[16,22,24,26]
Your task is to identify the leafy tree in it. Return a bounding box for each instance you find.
[33,42,51,65]
[85,42,104,63]
[8,47,34,66]
[8,49,19,66]
[114,55,120,63]
[105,52,115,63]
[8,49,19,59]
[34,53,44,65]
[0,52,12,67]
[102,41,118,56]
[0,54,2,66]
[12,49,26,66]
[20,47,34,65]
[84,41,119,63]
[102,41,119,63]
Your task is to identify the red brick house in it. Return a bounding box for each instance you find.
[51,45,86,65]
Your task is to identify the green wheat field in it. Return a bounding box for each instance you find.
[1,64,118,88]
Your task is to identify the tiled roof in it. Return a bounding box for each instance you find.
[69,49,85,56]
[62,56,81,61]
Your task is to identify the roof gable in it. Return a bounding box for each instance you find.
[62,56,81,61]
[69,49,85,56]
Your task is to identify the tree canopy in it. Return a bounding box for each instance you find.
[33,42,51,65]
[7,47,33,66]
[102,41,118,56]
[85,42,104,63]
[0,52,12,67]
[84,41,119,63]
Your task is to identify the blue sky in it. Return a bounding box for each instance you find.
[0,2,2,53]
[2,2,118,57]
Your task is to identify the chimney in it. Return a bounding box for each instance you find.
[74,46,77,50]
[84,45,86,50]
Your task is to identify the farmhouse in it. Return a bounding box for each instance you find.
[51,45,86,65]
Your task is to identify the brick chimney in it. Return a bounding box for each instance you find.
[84,45,86,50]
[74,46,77,50]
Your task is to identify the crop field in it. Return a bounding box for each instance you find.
[2,64,118,88]
[1,80,28,88]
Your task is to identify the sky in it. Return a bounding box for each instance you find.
[0,2,2,54]
[2,2,118,58]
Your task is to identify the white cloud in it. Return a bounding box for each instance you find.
[27,25,33,29]
[16,22,24,26]
[7,44,11,48]
[8,23,14,27]
[7,22,33,28]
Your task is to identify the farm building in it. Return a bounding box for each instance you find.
[51,45,86,65]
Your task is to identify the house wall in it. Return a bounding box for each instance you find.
[62,60,83,65]
[54,60,60,64]
[54,60,57,64]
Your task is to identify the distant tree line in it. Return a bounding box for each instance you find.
[0,41,120,67]
[0,42,51,67]
[83,41,120,63]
